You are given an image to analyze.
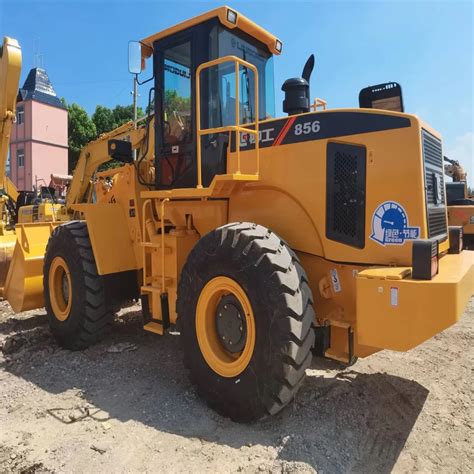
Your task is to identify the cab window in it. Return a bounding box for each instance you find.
[163,42,192,145]
[218,29,275,121]
[200,28,275,132]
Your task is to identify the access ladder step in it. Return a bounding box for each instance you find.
[143,321,164,335]
[141,243,173,254]
[141,280,172,293]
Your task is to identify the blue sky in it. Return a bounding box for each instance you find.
[1,0,472,184]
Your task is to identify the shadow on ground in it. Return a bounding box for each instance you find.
[1,307,428,473]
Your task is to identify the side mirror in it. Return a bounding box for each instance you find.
[128,41,142,74]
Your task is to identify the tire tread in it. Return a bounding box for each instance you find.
[44,221,113,350]
[178,222,315,421]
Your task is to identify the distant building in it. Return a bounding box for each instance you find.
[9,67,68,191]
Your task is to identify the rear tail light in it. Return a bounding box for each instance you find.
[448,226,463,254]
[412,239,439,280]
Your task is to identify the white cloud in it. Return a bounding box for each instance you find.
[445,132,474,188]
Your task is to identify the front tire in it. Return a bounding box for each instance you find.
[177,223,315,422]
[44,221,113,350]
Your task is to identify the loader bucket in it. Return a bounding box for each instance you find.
[3,223,55,313]
[0,233,17,298]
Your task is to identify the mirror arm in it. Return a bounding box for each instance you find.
[136,74,154,86]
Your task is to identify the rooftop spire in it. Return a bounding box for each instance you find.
[17,67,65,109]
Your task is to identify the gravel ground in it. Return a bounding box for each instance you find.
[0,298,472,473]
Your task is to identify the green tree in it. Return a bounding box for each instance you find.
[112,104,144,128]
[92,105,116,136]
[164,90,190,115]
[90,104,144,171]
[92,104,144,137]
[65,101,96,173]
[63,99,146,174]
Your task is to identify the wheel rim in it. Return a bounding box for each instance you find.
[49,256,72,321]
[196,276,256,378]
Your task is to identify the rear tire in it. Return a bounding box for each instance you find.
[44,221,113,350]
[177,222,315,422]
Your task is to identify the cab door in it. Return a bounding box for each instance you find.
[155,34,196,189]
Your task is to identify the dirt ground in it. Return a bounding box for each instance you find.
[0,298,472,474]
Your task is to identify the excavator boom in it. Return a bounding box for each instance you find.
[0,37,22,296]
[0,37,21,193]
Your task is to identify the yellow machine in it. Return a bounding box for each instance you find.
[0,37,21,230]
[444,156,474,249]
[0,37,69,295]
[3,7,473,422]
[0,37,22,292]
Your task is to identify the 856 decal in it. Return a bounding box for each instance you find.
[233,110,411,152]
[294,120,321,136]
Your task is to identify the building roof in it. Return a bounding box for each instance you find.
[17,67,66,109]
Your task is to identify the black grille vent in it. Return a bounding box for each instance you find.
[427,208,447,237]
[423,133,443,168]
[326,143,366,248]
[422,130,447,240]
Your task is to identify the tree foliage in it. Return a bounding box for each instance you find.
[164,90,190,115]
[64,100,96,173]
[91,104,144,171]
[92,104,144,137]
[63,100,146,173]
[91,105,115,137]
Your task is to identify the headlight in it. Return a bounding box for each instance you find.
[227,9,238,24]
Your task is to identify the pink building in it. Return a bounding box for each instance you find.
[9,68,68,191]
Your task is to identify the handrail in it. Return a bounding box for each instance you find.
[311,98,327,111]
[141,198,153,286]
[195,55,259,188]
[160,198,169,293]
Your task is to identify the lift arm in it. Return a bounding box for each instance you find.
[0,37,21,198]
[66,120,147,207]
[444,155,467,183]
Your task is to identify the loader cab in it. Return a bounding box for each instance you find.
[138,7,280,189]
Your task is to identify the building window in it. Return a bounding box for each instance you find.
[6,150,11,177]
[17,105,24,125]
[17,149,24,167]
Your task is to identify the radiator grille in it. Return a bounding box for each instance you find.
[427,207,448,237]
[326,143,366,248]
[422,130,447,240]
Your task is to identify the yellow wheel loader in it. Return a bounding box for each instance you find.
[444,156,474,249]
[0,37,67,297]
[3,7,474,422]
[0,37,22,294]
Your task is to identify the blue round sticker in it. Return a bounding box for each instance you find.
[371,201,420,246]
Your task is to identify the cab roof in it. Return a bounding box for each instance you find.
[140,6,282,59]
